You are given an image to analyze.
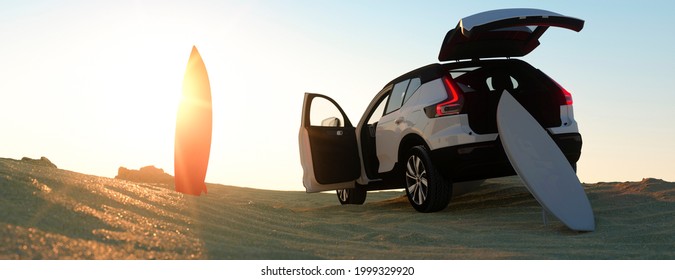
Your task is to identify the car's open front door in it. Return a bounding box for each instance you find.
[299,93,360,192]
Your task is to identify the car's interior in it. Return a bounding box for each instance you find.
[450,60,563,134]
[359,93,389,179]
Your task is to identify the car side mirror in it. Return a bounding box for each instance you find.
[321,117,341,127]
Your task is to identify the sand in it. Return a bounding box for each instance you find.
[0,157,673,259]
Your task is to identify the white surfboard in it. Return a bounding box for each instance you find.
[497,91,595,231]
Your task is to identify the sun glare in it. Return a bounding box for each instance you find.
[90,43,188,174]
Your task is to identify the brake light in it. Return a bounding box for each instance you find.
[425,76,463,118]
[553,80,573,105]
[561,87,573,105]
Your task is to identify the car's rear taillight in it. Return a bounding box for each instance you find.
[561,87,573,105]
[553,80,573,105]
[425,76,464,118]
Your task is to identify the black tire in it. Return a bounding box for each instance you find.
[404,146,452,213]
[337,187,367,205]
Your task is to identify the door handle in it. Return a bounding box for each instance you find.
[395,117,404,125]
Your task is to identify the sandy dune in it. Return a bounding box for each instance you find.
[0,157,673,259]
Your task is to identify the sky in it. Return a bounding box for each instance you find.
[1,0,674,191]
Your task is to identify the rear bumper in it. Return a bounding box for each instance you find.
[430,133,582,182]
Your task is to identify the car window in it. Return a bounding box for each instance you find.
[450,67,479,79]
[402,78,421,104]
[366,94,389,125]
[384,79,409,114]
[309,97,345,127]
[449,67,479,93]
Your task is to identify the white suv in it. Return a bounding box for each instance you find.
[299,9,585,212]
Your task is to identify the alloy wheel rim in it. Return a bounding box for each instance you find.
[406,155,428,205]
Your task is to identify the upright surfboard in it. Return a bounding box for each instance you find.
[497,91,595,231]
[174,46,212,196]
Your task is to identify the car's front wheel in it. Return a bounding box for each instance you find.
[337,187,367,205]
[404,146,452,213]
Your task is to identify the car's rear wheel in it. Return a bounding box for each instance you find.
[337,187,367,205]
[405,146,452,212]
